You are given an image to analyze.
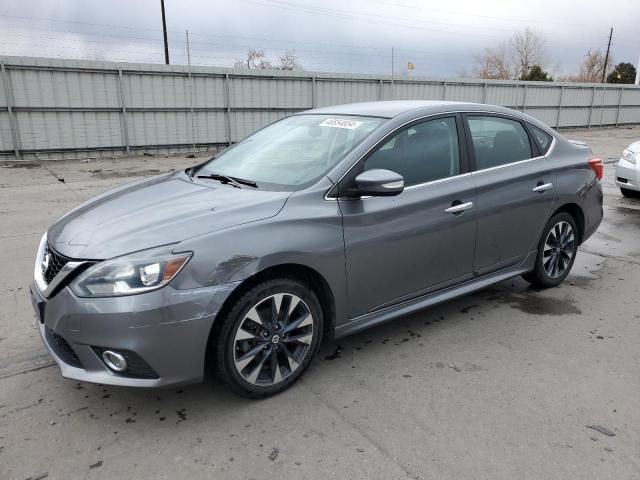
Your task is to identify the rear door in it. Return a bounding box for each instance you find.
[463,114,556,275]
[338,115,478,318]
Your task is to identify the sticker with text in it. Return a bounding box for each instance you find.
[318,118,363,129]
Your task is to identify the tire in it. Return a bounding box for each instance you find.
[522,212,578,289]
[211,277,323,398]
[621,187,640,198]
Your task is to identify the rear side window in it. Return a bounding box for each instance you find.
[467,116,533,170]
[529,124,553,154]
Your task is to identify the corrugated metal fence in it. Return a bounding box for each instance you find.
[1,55,640,160]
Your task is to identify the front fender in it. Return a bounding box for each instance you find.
[172,183,348,328]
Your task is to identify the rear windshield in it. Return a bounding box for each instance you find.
[197,114,386,190]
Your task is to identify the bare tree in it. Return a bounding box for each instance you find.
[510,28,548,78]
[474,45,512,80]
[233,49,304,70]
[567,49,614,82]
[233,49,273,70]
[278,51,303,70]
[473,27,549,80]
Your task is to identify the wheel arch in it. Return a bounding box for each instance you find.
[552,203,585,244]
[205,263,337,373]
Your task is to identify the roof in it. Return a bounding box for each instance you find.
[302,100,479,118]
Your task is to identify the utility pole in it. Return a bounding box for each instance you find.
[635,55,640,85]
[161,0,170,64]
[601,27,613,83]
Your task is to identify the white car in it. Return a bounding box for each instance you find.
[616,141,640,198]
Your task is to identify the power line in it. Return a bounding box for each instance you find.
[339,0,605,28]
[235,0,506,39]
[0,12,629,51]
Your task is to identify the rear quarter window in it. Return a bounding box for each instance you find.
[529,125,553,155]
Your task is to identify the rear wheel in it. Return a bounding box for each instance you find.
[523,212,578,288]
[212,277,322,398]
[621,187,640,198]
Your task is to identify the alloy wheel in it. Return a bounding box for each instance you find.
[233,293,314,386]
[542,221,575,279]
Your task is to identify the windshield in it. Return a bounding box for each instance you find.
[197,114,385,190]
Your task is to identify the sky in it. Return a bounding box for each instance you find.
[0,0,637,78]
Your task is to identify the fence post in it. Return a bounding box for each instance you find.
[224,73,232,145]
[522,84,527,113]
[615,87,623,127]
[442,81,447,100]
[117,67,130,155]
[378,78,383,100]
[311,76,317,108]
[556,85,564,129]
[482,82,487,103]
[588,86,596,128]
[1,63,21,159]
[187,69,196,155]
[599,83,606,127]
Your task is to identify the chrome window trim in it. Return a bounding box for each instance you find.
[403,172,472,191]
[468,117,557,175]
[324,109,557,201]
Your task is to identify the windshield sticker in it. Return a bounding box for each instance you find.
[319,118,363,129]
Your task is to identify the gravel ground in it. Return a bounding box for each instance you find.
[0,125,639,480]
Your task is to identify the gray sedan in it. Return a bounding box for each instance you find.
[30,101,603,398]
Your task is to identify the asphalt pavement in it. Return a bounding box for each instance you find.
[1,125,639,480]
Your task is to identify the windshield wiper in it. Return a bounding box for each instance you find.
[196,173,257,188]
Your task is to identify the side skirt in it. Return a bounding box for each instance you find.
[334,251,537,339]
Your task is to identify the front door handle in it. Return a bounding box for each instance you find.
[533,182,553,193]
[445,201,474,214]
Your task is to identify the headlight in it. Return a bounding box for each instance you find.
[622,149,637,165]
[70,246,192,297]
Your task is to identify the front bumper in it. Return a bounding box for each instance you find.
[30,281,238,388]
[615,159,640,192]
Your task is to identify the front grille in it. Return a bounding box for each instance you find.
[47,328,83,368]
[43,245,70,284]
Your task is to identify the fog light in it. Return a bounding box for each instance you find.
[102,350,127,372]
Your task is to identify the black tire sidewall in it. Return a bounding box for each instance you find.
[534,212,578,287]
[216,278,323,398]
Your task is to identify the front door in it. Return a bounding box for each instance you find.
[339,115,477,318]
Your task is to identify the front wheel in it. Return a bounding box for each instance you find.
[212,278,323,398]
[523,212,578,288]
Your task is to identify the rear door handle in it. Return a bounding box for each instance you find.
[445,201,474,214]
[533,182,553,193]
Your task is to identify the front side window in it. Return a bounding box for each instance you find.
[198,114,385,190]
[364,117,461,187]
[467,116,533,170]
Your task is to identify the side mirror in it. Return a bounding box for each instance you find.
[354,169,404,197]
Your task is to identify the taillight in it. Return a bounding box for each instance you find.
[589,157,603,180]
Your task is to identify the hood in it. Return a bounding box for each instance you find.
[626,140,640,153]
[48,172,291,259]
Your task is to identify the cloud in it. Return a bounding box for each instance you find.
[0,0,636,77]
